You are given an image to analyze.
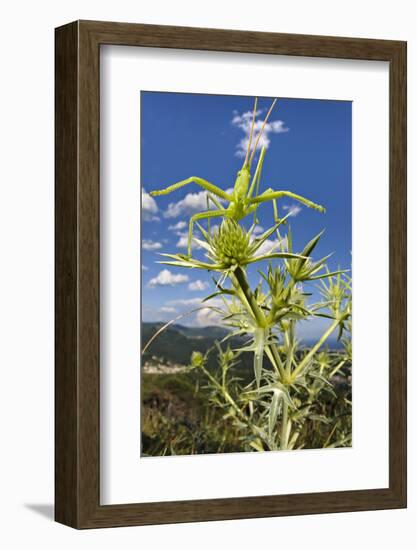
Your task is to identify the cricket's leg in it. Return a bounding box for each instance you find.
[252,186,279,224]
[248,147,266,199]
[250,190,325,213]
[261,187,280,222]
[248,147,267,224]
[187,209,227,257]
[206,194,224,233]
[273,198,279,222]
[150,177,233,202]
[245,204,259,220]
[253,172,262,225]
[207,193,223,209]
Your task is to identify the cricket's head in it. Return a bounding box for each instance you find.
[234,165,251,198]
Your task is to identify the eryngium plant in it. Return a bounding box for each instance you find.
[148,98,352,452]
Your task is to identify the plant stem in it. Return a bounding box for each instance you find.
[291,318,340,380]
[280,401,289,450]
[199,363,262,440]
[232,267,286,381]
[233,266,266,327]
[329,359,347,378]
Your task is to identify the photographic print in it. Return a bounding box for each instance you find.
[141,92,352,457]
[55,21,406,527]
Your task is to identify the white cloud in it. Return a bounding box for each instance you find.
[283,204,302,217]
[142,189,159,221]
[164,190,211,218]
[251,234,287,256]
[280,236,289,250]
[195,307,222,327]
[232,108,289,157]
[148,269,189,287]
[176,233,189,249]
[188,280,209,291]
[164,296,224,327]
[252,225,264,234]
[163,185,233,219]
[142,265,149,271]
[176,232,203,250]
[255,238,281,256]
[168,297,203,306]
[142,239,162,251]
[159,306,177,313]
[168,220,187,231]
[195,297,223,326]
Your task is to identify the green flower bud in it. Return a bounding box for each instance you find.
[190,351,205,368]
[210,220,251,268]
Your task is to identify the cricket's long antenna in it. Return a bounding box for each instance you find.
[249,98,278,166]
[243,97,258,168]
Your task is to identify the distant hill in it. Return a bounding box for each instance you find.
[141,322,232,368]
[170,324,229,340]
[141,322,344,372]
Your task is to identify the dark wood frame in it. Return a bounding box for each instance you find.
[55,20,407,529]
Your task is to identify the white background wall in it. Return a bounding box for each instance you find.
[0,1,415,547]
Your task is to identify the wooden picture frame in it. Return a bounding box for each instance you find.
[55,20,407,529]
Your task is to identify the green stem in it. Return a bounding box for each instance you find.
[329,359,347,378]
[232,267,286,381]
[280,401,289,450]
[233,266,266,327]
[292,318,340,380]
[199,363,261,439]
[323,422,338,448]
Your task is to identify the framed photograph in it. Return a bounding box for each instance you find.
[55,20,406,528]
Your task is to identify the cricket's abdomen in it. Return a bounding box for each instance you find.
[226,200,247,221]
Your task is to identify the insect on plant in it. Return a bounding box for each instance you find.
[143,95,352,455]
[150,97,326,256]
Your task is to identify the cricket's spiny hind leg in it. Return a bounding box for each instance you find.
[250,189,326,214]
[150,177,233,202]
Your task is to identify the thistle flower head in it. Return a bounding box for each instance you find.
[209,220,251,268]
[158,217,306,274]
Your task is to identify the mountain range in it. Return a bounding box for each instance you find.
[141,322,343,371]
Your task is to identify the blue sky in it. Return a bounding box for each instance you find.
[141,92,351,340]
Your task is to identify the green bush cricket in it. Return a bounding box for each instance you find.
[150,98,325,257]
